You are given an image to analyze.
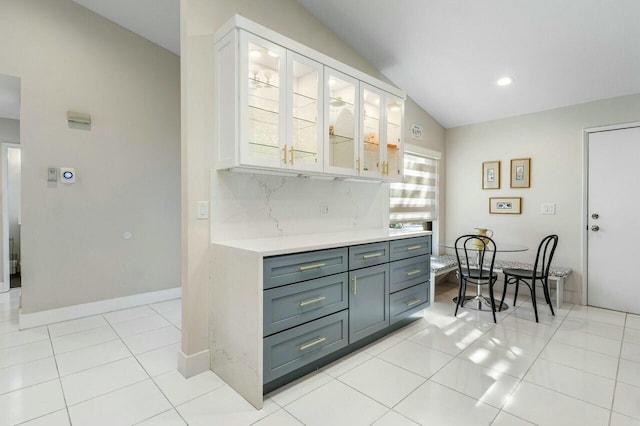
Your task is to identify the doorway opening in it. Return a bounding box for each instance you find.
[0,72,20,293]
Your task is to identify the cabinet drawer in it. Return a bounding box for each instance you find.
[349,242,389,270]
[390,255,430,293]
[263,311,348,383]
[264,248,348,289]
[390,282,429,324]
[263,273,349,336]
[389,236,431,261]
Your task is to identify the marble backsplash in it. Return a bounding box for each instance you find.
[211,170,389,242]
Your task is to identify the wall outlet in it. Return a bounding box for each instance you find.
[319,202,329,217]
[542,203,556,215]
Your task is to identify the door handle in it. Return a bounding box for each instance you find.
[591,225,600,232]
[591,213,599,219]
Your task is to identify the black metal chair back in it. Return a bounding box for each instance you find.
[532,234,559,280]
[499,234,559,322]
[454,234,498,322]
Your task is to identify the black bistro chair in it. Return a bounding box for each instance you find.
[499,234,559,322]
[454,234,499,323]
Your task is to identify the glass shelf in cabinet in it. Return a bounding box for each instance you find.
[292,116,317,130]
[329,134,354,145]
[248,141,280,151]
[328,96,354,107]
[363,140,380,151]
[248,105,279,121]
[248,77,280,90]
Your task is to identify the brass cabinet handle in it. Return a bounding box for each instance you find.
[299,262,326,271]
[406,269,421,276]
[406,245,422,251]
[405,298,422,307]
[352,276,357,295]
[356,158,360,174]
[290,146,295,165]
[299,336,326,351]
[299,295,326,307]
[282,144,287,164]
[363,252,383,259]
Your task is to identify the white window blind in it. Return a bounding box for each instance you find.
[390,152,438,223]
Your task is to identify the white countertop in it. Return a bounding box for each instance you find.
[212,229,432,256]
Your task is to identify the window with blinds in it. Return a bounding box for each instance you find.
[390,152,438,224]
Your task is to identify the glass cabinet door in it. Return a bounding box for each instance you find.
[240,32,286,168]
[287,52,323,172]
[359,83,384,179]
[324,68,358,176]
[384,95,404,180]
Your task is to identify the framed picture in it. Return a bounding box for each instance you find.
[510,158,531,188]
[489,197,522,214]
[482,161,501,189]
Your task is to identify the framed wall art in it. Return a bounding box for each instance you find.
[489,197,522,214]
[482,161,501,189]
[510,158,531,188]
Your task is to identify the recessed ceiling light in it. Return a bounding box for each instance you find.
[496,76,514,87]
[389,103,401,112]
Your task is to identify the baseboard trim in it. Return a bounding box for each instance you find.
[19,287,182,329]
[177,348,211,378]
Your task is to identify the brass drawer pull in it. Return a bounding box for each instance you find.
[406,269,422,276]
[352,276,357,295]
[282,144,287,164]
[299,262,326,271]
[299,336,326,351]
[363,252,383,259]
[406,245,422,251]
[299,296,326,307]
[405,298,423,307]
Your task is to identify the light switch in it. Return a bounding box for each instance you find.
[47,167,58,181]
[197,201,209,219]
[542,203,556,215]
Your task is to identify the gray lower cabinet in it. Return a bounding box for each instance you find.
[348,264,389,344]
[390,236,431,261]
[263,311,348,383]
[390,282,429,324]
[262,235,430,388]
[263,273,349,336]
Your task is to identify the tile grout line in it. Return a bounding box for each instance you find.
[607,313,627,426]
[104,305,193,426]
[47,325,74,426]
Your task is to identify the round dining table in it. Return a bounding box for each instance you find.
[438,241,528,312]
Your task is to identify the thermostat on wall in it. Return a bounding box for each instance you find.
[60,167,76,184]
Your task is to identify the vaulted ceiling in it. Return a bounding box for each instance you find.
[5,1,639,128]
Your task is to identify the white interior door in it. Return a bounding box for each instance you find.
[588,125,640,314]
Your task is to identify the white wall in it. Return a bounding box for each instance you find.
[445,94,640,304]
[0,1,181,313]
[181,0,445,359]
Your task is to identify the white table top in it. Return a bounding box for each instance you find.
[212,229,432,256]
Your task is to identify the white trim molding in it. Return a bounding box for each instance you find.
[177,348,211,378]
[19,286,181,329]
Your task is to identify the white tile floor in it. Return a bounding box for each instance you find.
[1,284,639,426]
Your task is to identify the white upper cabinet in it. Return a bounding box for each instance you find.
[287,52,323,173]
[324,68,359,177]
[214,15,405,182]
[240,32,286,169]
[383,93,404,180]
